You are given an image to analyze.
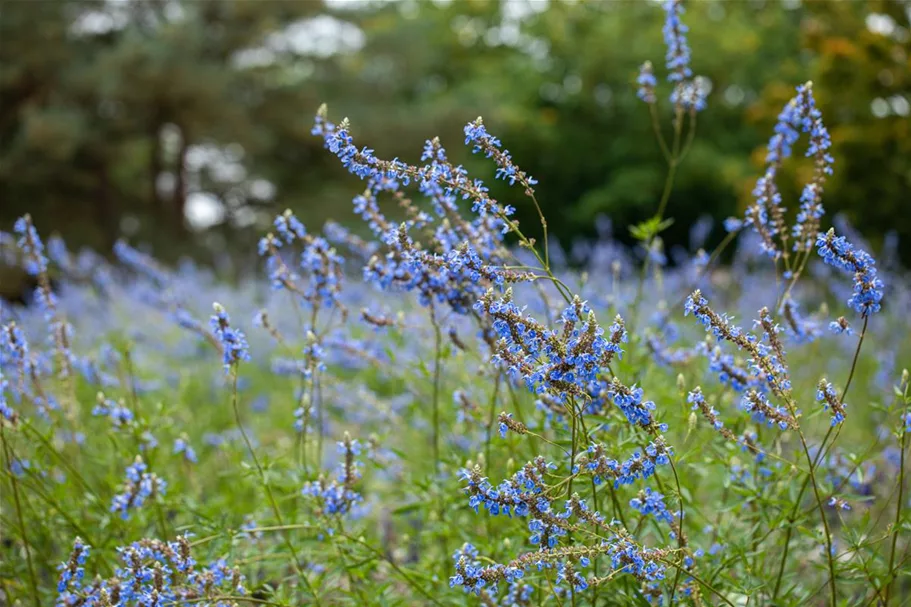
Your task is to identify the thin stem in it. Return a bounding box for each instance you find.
[772,425,834,601]
[648,102,672,163]
[886,378,911,604]
[229,369,322,605]
[567,399,578,500]
[659,557,735,607]
[315,373,324,471]
[333,521,370,604]
[675,110,699,164]
[667,457,687,603]
[1,424,40,607]
[22,421,104,506]
[8,471,101,551]
[841,315,869,401]
[484,375,502,472]
[166,597,282,607]
[428,304,449,576]
[798,433,838,606]
[339,533,446,606]
[630,108,685,334]
[429,305,444,473]
[773,314,869,601]
[527,191,550,270]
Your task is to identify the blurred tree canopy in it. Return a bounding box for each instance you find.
[1,0,909,270]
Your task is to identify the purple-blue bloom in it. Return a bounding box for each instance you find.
[210,303,251,371]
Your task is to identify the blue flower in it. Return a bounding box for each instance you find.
[630,487,675,526]
[173,437,198,463]
[816,229,883,316]
[0,370,15,424]
[828,317,853,335]
[56,538,89,595]
[740,390,794,431]
[740,83,834,258]
[92,395,134,428]
[210,303,251,371]
[13,215,48,277]
[114,239,170,288]
[637,61,657,103]
[274,209,307,243]
[110,457,167,520]
[663,0,693,83]
[302,434,364,518]
[56,535,245,605]
[582,439,673,488]
[816,379,846,426]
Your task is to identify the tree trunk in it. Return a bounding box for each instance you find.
[149,120,162,215]
[95,160,117,253]
[172,126,188,232]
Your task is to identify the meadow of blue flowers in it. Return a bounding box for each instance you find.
[2,1,910,605]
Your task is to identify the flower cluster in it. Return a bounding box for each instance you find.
[498,411,527,438]
[816,379,847,426]
[56,535,245,606]
[0,320,61,417]
[741,389,796,431]
[687,388,733,438]
[779,298,822,344]
[459,457,553,520]
[174,436,198,463]
[0,370,14,424]
[637,61,657,104]
[210,303,251,371]
[816,229,884,316]
[685,291,792,399]
[736,83,833,259]
[302,433,364,517]
[478,290,626,402]
[92,393,134,428]
[453,468,670,598]
[606,378,667,431]
[110,456,167,520]
[313,108,537,319]
[630,487,676,527]
[662,0,692,82]
[56,537,88,596]
[13,214,48,277]
[13,215,76,382]
[578,438,673,488]
[635,0,707,112]
[259,210,345,309]
[695,339,765,393]
[829,316,853,335]
[464,117,538,193]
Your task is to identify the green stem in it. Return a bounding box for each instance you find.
[429,305,444,473]
[229,369,322,605]
[886,377,911,604]
[630,108,685,334]
[659,557,735,607]
[567,398,578,500]
[484,375,502,472]
[797,432,838,606]
[773,315,869,601]
[339,532,446,606]
[22,421,104,506]
[772,425,833,601]
[1,424,40,607]
[667,457,687,603]
[648,102,672,163]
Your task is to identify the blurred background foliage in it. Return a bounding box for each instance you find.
[1,0,909,276]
